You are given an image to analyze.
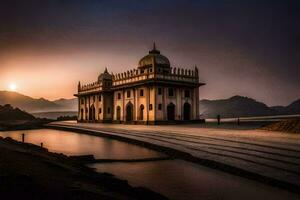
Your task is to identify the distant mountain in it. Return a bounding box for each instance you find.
[199,96,277,118]
[0,91,76,113]
[285,99,300,114]
[0,104,35,121]
[269,106,286,114]
[199,95,300,118]
[32,111,77,120]
[0,91,61,113]
[53,98,77,111]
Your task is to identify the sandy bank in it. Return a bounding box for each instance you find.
[261,119,300,133]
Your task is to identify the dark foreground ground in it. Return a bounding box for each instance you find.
[0,137,167,200]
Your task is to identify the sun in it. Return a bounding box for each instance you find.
[9,83,17,91]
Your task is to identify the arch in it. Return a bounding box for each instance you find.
[183,102,191,120]
[116,106,121,121]
[167,103,175,121]
[80,109,83,120]
[89,107,92,120]
[89,105,95,121]
[126,102,133,122]
[139,104,144,120]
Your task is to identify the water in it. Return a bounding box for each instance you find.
[1,129,299,200]
[0,129,163,159]
[91,160,300,200]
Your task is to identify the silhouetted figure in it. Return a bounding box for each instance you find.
[217,115,221,125]
[41,142,43,148]
[237,117,240,125]
[22,133,25,143]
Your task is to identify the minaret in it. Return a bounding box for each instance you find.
[78,81,81,92]
[194,65,199,77]
[149,42,160,54]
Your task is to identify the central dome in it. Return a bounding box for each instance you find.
[138,43,170,68]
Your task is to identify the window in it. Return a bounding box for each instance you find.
[81,98,84,104]
[149,68,152,72]
[158,88,162,95]
[184,90,190,98]
[107,107,111,114]
[99,108,102,114]
[140,89,144,96]
[117,93,121,100]
[141,69,144,74]
[168,88,174,96]
[127,90,131,98]
[149,104,153,110]
[99,95,101,102]
[158,104,162,110]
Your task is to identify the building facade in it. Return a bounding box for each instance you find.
[75,44,205,124]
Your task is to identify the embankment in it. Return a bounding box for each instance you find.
[261,119,300,133]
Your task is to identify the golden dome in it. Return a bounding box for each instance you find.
[138,43,170,68]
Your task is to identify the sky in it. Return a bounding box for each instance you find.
[0,0,299,106]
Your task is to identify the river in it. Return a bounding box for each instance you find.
[1,129,299,200]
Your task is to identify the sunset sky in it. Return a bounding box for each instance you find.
[0,0,299,106]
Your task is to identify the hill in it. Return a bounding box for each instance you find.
[0,104,35,121]
[285,99,300,114]
[200,96,300,118]
[0,91,76,113]
[199,96,288,118]
[0,91,61,113]
[53,98,77,111]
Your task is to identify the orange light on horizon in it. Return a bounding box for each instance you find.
[8,83,17,91]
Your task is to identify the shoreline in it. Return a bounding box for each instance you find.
[46,124,300,195]
[0,119,52,131]
[0,136,168,200]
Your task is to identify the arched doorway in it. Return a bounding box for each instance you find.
[167,103,175,120]
[93,106,96,120]
[80,109,83,120]
[116,106,121,121]
[89,105,95,121]
[89,107,92,120]
[183,102,191,120]
[126,102,133,121]
[139,104,144,120]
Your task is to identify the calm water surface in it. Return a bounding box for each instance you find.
[1,129,299,200]
[0,129,163,159]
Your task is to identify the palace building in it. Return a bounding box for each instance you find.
[75,44,205,124]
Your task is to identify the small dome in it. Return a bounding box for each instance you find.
[98,68,112,81]
[138,43,170,68]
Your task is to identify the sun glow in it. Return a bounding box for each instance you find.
[9,83,17,91]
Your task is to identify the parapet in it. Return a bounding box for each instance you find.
[78,66,200,94]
